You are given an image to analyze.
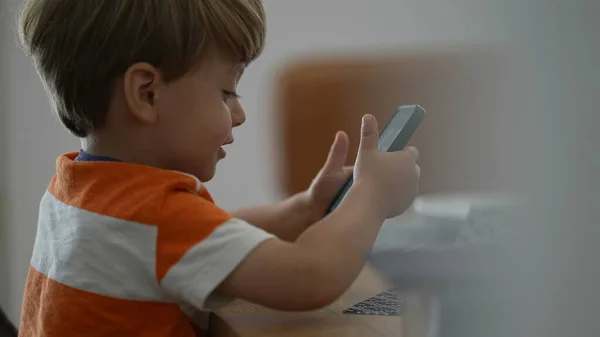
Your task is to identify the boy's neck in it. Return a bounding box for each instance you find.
[81,132,161,168]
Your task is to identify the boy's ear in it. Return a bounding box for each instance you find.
[123,62,162,125]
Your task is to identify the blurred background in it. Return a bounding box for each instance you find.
[1,0,598,336]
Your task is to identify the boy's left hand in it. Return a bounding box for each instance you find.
[305,131,354,221]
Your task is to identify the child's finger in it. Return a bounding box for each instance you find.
[322,131,349,172]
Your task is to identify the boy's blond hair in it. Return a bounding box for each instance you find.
[19,0,265,137]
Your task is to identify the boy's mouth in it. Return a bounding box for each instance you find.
[219,139,233,158]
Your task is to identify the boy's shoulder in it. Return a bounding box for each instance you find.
[46,152,230,227]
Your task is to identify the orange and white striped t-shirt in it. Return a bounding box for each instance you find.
[19,152,275,337]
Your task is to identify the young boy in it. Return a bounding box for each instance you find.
[17,0,420,336]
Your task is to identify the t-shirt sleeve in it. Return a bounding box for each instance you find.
[156,190,275,310]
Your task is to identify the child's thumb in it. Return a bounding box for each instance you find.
[358,114,379,153]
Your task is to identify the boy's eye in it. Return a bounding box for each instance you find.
[222,90,241,102]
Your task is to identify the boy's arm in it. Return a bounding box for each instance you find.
[218,181,387,310]
[230,192,316,242]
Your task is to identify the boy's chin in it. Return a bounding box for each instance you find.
[193,152,225,182]
[196,166,217,183]
[183,162,216,183]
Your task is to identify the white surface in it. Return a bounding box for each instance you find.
[412,192,516,219]
[374,213,461,253]
[374,193,517,253]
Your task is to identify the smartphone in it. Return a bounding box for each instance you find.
[325,104,426,215]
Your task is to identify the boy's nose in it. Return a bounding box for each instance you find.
[228,99,246,127]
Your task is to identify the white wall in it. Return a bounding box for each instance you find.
[0,0,508,323]
[0,0,10,315]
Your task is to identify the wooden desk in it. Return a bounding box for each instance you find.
[211,265,425,337]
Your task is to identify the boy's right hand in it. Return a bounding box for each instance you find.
[353,114,420,218]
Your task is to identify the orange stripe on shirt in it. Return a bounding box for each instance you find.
[156,190,233,281]
[19,267,198,337]
[47,152,201,225]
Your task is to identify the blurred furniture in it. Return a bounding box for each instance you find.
[212,265,432,337]
[272,46,517,198]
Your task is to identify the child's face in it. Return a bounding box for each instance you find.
[150,51,246,181]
